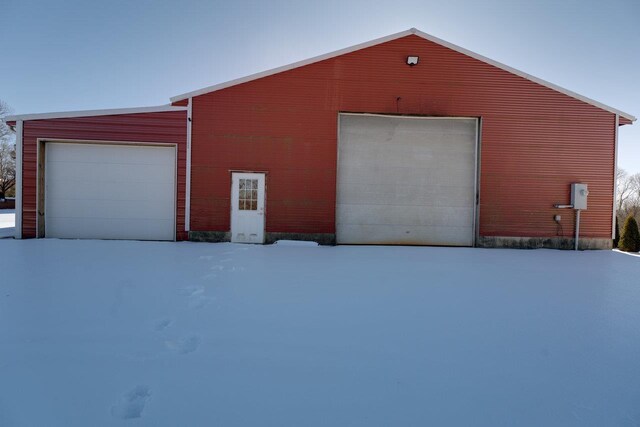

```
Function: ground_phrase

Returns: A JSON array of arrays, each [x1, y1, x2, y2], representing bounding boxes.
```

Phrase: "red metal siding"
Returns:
[[190, 34, 617, 240], [21, 111, 187, 240]]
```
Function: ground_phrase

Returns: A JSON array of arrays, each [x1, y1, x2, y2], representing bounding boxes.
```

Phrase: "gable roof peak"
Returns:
[[170, 29, 635, 122]]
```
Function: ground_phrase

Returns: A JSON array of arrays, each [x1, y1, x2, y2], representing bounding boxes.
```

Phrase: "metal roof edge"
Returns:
[[410, 29, 636, 122], [169, 29, 416, 102], [170, 27, 635, 122], [6, 104, 188, 122]]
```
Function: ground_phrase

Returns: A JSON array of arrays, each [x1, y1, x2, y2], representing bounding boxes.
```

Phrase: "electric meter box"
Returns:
[[571, 183, 588, 210]]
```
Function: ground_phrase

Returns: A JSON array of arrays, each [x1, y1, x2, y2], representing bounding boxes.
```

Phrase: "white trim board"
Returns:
[[185, 98, 192, 232], [7, 105, 187, 122], [613, 114, 619, 240], [14, 120, 23, 239], [340, 113, 477, 120], [170, 28, 635, 123]]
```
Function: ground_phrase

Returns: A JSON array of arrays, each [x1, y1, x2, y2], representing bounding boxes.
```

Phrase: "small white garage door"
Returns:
[[337, 114, 477, 246], [45, 142, 176, 241]]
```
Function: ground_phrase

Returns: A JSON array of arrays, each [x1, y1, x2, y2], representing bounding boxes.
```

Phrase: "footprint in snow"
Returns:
[[154, 318, 173, 332], [210, 265, 225, 271], [220, 258, 232, 263], [188, 295, 215, 310], [111, 385, 151, 419], [180, 285, 205, 297], [179, 284, 214, 309], [198, 255, 215, 260], [109, 280, 134, 315], [165, 335, 201, 354]]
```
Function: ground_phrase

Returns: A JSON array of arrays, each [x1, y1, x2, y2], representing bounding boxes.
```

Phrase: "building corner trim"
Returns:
[[185, 98, 192, 232], [15, 120, 23, 239], [612, 114, 619, 240]]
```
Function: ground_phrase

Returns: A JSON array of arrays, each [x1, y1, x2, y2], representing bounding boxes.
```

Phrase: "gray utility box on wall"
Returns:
[[571, 183, 588, 210]]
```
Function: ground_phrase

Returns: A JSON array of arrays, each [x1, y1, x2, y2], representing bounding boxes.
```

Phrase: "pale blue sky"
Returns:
[[1, 0, 638, 172]]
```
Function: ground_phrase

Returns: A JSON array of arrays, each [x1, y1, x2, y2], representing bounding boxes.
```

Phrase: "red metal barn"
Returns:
[[7, 29, 635, 248]]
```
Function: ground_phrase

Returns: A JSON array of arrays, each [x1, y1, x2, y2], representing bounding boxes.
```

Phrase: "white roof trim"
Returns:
[[6, 104, 187, 122], [410, 29, 636, 122], [170, 29, 416, 103], [170, 28, 635, 122]]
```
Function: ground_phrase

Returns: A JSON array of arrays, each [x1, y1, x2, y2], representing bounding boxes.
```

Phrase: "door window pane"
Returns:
[[238, 178, 259, 211]]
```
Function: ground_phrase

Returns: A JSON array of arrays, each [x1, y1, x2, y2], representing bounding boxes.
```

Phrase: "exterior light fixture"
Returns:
[[407, 56, 419, 66]]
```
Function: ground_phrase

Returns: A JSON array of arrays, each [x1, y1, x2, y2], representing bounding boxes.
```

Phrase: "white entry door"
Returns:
[[231, 172, 266, 243]]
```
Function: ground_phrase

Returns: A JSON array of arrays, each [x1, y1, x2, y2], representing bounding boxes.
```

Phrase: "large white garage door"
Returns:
[[337, 114, 477, 246], [45, 142, 176, 241]]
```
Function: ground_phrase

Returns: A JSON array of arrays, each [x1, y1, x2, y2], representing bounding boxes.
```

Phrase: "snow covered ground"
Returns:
[[1, 240, 639, 426], [0, 209, 15, 238]]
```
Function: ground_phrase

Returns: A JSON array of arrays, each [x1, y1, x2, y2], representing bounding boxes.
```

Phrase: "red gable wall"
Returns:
[[189, 34, 616, 240]]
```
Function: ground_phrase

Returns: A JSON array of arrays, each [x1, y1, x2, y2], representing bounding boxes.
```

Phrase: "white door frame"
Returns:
[[230, 171, 266, 244]]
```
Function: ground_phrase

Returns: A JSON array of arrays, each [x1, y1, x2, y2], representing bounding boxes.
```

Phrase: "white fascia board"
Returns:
[[170, 28, 636, 123], [6, 105, 188, 122], [15, 120, 23, 239]]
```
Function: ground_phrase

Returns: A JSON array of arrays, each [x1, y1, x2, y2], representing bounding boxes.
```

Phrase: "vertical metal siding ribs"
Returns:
[[21, 111, 188, 240], [190, 35, 616, 239]]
